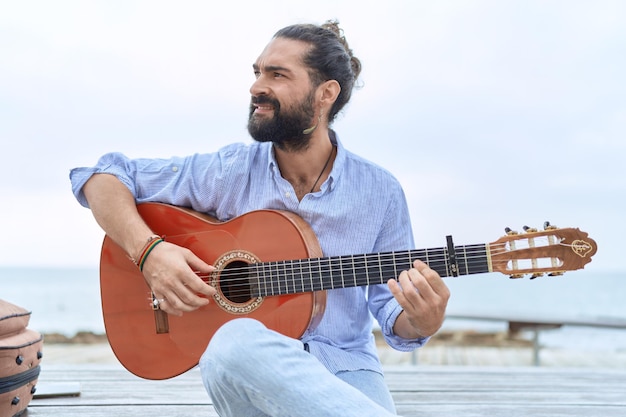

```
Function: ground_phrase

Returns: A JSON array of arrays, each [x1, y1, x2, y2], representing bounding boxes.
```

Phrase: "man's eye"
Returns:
[[253, 71, 261, 78], [274, 72, 284, 78]]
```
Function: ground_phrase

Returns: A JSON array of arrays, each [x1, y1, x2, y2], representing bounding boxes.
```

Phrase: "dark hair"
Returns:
[[273, 20, 362, 123]]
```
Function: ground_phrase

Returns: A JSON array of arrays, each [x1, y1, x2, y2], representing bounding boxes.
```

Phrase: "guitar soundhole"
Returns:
[[220, 260, 252, 304]]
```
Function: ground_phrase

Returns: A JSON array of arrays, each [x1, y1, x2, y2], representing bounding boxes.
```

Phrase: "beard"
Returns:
[[247, 90, 316, 152]]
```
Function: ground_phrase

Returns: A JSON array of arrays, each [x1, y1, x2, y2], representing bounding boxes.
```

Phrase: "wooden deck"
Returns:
[[27, 364, 626, 417]]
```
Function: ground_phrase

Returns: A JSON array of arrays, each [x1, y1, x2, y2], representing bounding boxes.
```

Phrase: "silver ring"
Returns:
[[152, 297, 165, 309]]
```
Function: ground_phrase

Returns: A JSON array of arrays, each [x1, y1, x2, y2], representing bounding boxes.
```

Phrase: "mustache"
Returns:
[[250, 95, 280, 108]]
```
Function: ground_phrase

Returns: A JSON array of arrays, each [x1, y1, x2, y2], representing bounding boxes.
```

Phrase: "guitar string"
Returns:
[[137, 237, 565, 298], [196, 255, 563, 299], [198, 259, 557, 299], [191, 246, 566, 296], [203, 238, 566, 282], [206, 236, 565, 279], [203, 258, 542, 284]]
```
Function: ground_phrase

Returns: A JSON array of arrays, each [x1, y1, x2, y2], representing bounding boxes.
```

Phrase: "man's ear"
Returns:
[[318, 80, 341, 108]]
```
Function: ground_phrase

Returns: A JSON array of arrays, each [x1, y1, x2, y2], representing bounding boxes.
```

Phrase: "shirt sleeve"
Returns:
[[70, 152, 141, 207], [69, 148, 240, 211], [367, 181, 430, 351]]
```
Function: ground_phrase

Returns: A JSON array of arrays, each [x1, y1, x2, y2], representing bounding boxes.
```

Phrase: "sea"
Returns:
[[2, 267, 625, 352]]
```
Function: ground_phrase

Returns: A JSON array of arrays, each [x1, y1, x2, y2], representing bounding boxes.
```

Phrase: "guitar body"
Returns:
[[100, 203, 325, 380]]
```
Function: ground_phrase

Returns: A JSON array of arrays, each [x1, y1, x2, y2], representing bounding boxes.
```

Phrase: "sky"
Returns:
[[1, 0, 624, 274]]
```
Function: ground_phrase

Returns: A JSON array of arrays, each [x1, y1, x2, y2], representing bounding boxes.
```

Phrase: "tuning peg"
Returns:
[[548, 271, 565, 277], [509, 274, 524, 279], [523, 225, 538, 233], [530, 273, 544, 280], [505, 227, 518, 235], [544, 221, 557, 230]]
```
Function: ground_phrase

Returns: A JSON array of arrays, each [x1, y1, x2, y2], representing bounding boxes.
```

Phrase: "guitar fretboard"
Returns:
[[249, 244, 490, 297]]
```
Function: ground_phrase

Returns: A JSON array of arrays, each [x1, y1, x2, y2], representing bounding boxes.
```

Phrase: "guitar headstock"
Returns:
[[488, 222, 597, 279]]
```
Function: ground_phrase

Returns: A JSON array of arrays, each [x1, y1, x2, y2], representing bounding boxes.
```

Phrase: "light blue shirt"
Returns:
[[70, 132, 427, 375]]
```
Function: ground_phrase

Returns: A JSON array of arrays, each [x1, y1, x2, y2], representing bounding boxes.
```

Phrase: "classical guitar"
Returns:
[[99, 203, 597, 380]]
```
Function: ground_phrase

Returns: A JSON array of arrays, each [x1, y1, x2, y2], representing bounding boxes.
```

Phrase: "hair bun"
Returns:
[[321, 20, 362, 81]]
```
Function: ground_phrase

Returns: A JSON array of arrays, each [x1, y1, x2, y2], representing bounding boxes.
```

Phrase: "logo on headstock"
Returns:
[[571, 240, 594, 258]]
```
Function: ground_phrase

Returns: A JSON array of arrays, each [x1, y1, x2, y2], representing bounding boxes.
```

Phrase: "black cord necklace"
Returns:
[[309, 145, 335, 193]]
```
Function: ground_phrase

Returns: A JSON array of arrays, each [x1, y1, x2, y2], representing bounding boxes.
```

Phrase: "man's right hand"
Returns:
[[140, 241, 217, 316]]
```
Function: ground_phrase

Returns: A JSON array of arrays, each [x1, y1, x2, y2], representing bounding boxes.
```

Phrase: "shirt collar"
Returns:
[[265, 130, 346, 193]]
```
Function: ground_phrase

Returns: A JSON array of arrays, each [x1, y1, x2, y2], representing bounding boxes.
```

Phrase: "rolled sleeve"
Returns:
[[70, 153, 140, 207], [379, 299, 429, 351]]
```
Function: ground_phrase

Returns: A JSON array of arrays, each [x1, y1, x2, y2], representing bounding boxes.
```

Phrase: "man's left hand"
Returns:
[[388, 259, 450, 339]]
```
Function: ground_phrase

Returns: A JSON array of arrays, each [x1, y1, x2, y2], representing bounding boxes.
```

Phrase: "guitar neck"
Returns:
[[252, 243, 490, 297]]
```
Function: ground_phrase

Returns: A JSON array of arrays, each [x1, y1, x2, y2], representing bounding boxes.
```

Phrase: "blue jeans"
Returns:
[[199, 318, 398, 417]]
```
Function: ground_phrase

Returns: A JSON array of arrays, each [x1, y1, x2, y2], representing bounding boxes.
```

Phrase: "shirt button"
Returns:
[[285, 192, 291, 198], [172, 166, 179, 172]]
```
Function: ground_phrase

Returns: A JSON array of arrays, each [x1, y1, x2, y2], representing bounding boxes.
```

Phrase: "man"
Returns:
[[70, 20, 449, 416]]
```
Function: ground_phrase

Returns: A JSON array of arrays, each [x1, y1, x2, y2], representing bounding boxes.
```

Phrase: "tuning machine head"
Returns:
[[544, 221, 558, 230]]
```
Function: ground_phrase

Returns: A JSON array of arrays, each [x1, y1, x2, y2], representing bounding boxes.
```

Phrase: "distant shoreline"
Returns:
[[43, 329, 534, 348]]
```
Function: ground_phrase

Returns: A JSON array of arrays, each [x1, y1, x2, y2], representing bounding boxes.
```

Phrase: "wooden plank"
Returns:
[[389, 367, 626, 416], [26, 405, 218, 417], [35, 367, 210, 406], [396, 404, 626, 417], [29, 365, 626, 417]]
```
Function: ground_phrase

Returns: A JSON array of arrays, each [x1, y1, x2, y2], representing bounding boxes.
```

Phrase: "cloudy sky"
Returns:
[[1, 0, 624, 274]]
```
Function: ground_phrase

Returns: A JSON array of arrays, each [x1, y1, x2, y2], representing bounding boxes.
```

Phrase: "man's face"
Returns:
[[247, 38, 318, 151]]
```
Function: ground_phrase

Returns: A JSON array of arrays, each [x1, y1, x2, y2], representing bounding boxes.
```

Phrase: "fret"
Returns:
[[317, 258, 324, 290], [465, 244, 490, 275], [327, 256, 340, 289], [289, 259, 296, 294], [459, 245, 468, 276], [351, 255, 357, 288], [297, 258, 305, 293], [252, 263, 261, 297], [262, 262, 268, 296], [302, 259, 313, 291], [339, 256, 345, 288], [264, 263, 271, 296], [267, 262, 276, 295], [426, 249, 448, 277], [309, 258, 320, 291], [460, 245, 470, 275], [263, 263, 271, 296], [364, 254, 370, 284], [403, 251, 412, 270], [317, 260, 324, 290], [392, 252, 398, 281], [365, 253, 381, 285], [282, 260, 291, 295], [354, 254, 368, 287], [443, 246, 450, 277], [274, 261, 281, 295], [276, 261, 287, 294], [319, 258, 333, 290], [379, 253, 397, 282], [287, 260, 294, 294], [326, 258, 333, 290]]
